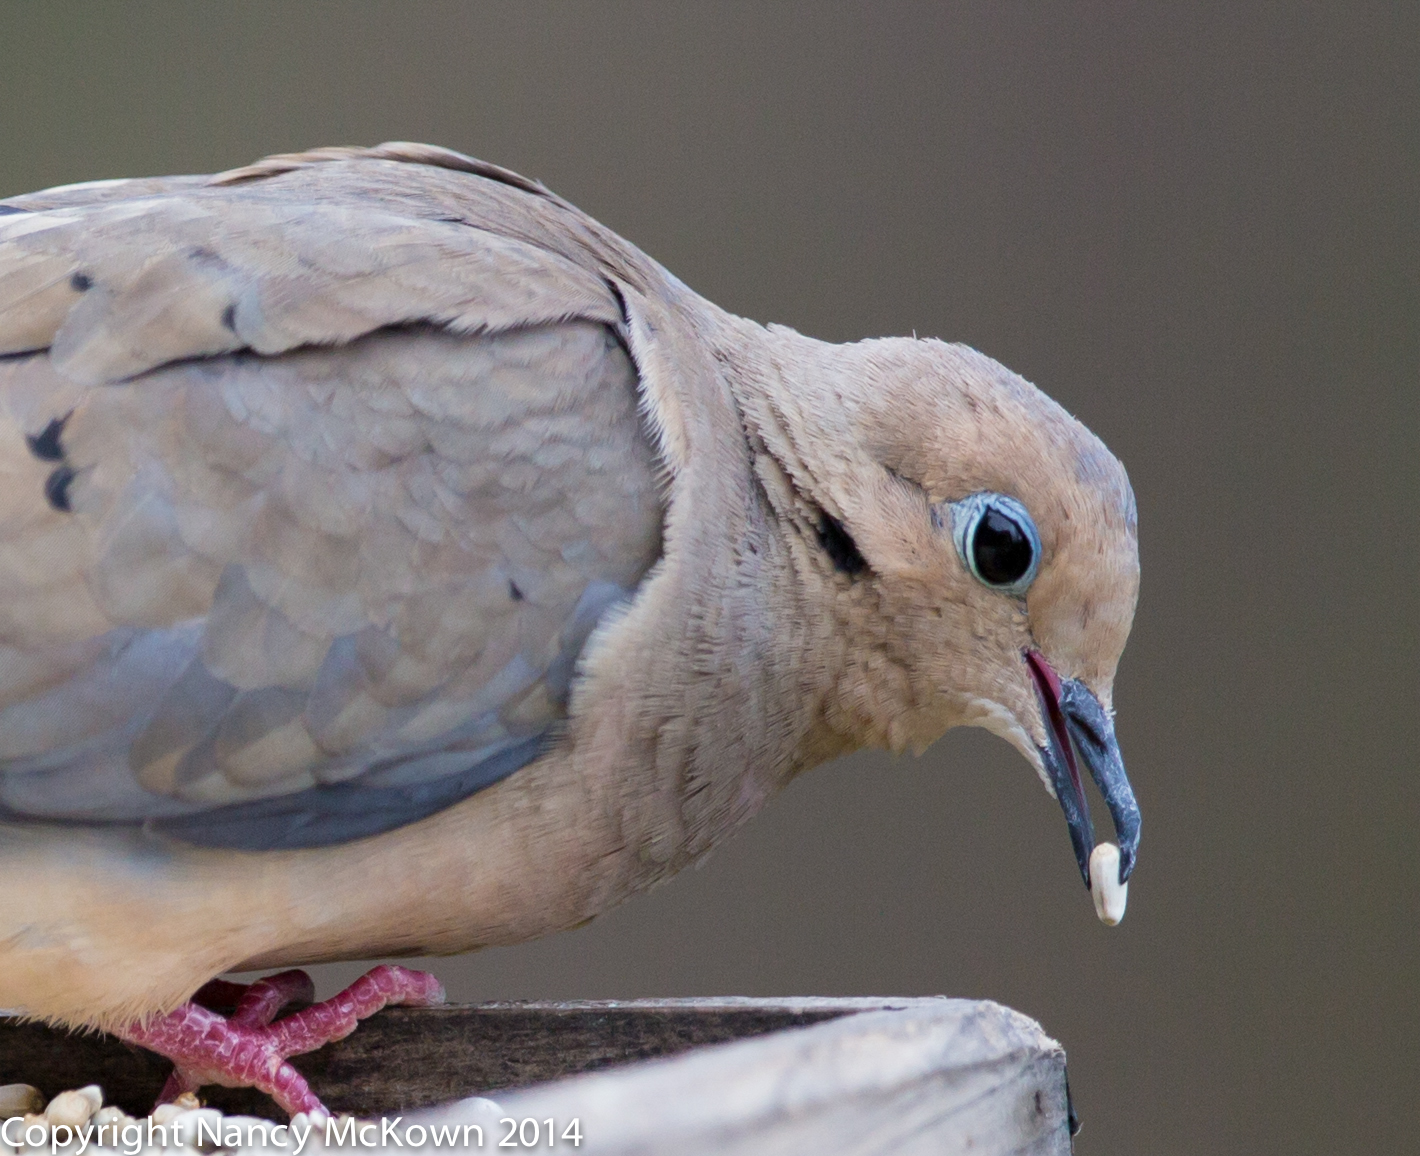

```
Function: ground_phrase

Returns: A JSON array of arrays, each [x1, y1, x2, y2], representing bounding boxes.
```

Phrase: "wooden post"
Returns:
[[0, 997, 1074, 1154]]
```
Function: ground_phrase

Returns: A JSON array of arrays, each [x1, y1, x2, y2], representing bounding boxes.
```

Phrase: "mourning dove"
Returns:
[[0, 143, 1140, 1115]]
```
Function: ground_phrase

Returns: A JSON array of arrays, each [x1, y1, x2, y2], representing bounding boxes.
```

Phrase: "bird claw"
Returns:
[[124, 965, 446, 1118]]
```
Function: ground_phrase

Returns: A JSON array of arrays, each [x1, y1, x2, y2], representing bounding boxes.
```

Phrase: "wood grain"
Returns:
[[0, 999, 858, 1119]]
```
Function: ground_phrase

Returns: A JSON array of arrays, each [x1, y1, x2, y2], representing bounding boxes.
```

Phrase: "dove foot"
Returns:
[[120, 964, 446, 1118]]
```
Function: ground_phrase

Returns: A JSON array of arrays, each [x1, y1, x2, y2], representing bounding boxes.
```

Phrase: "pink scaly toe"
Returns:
[[123, 965, 446, 1118], [154, 969, 318, 1105]]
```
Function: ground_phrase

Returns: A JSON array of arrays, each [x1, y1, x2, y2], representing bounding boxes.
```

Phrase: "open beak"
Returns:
[[1024, 650, 1141, 889]]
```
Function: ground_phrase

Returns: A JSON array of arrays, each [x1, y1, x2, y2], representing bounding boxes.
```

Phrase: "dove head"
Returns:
[[758, 330, 1140, 894]]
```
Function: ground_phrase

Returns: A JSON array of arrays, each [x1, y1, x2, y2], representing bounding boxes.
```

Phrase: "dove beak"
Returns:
[[1024, 650, 1141, 889]]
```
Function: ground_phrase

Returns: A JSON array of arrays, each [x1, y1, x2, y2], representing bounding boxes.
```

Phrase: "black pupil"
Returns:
[[972, 508, 1033, 585]]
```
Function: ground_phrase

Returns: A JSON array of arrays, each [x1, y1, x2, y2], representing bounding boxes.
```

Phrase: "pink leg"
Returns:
[[231, 970, 318, 1028], [190, 978, 250, 1012], [126, 965, 445, 1118], [156, 970, 319, 1103]]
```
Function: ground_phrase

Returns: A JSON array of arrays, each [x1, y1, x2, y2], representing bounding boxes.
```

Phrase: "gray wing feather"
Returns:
[[0, 163, 664, 848], [155, 734, 550, 850]]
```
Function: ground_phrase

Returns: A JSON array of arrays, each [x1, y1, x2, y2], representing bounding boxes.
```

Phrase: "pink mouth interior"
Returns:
[[1024, 650, 1087, 813]]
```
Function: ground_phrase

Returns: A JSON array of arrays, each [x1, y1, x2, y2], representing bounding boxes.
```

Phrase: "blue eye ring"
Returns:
[[945, 492, 1042, 596]]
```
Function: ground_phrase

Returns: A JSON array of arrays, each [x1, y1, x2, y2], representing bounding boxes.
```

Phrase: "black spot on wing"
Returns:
[[44, 465, 76, 512], [69, 272, 93, 292], [816, 513, 867, 576], [25, 415, 69, 462], [509, 580, 524, 601]]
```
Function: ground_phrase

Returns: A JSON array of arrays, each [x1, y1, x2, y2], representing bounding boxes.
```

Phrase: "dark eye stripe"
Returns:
[[816, 513, 867, 576]]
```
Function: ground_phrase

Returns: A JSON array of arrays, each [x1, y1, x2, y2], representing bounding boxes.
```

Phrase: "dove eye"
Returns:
[[946, 492, 1041, 595]]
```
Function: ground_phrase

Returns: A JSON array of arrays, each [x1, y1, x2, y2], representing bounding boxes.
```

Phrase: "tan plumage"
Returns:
[[0, 144, 1139, 1032]]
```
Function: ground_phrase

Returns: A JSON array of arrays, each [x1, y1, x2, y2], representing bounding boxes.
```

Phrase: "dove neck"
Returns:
[[704, 318, 918, 765], [578, 294, 905, 886]]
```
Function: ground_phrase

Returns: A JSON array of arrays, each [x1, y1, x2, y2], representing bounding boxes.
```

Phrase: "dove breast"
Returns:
[[0, 173, 664, 849]]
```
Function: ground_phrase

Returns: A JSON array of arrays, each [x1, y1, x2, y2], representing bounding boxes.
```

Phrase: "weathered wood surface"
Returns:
[[423, 999, 1073, 1155], [0, 999, 853, 1118], [0, 998, 1074, 1154]]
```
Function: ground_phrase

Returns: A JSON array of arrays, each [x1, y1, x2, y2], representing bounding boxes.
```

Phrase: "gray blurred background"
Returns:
[[2, 4, 1414, 1153]]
